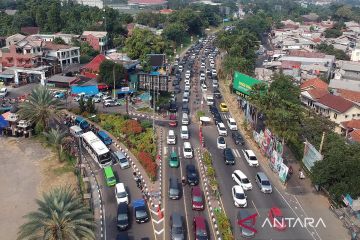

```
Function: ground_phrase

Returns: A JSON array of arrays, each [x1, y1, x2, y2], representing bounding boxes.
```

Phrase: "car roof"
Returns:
[[233, 185, 244, 193], [228, 118, 236, 122], [181, 125, 188, 130], [234, 170, 247, 178], [115, 183, 125, 192], [184, 141, 191, 148], [172, 213, 182, 226], [192, 186, 202, 195], [117, 202, 128, 213], [257, 172, 268, 180], [270, 207, 282, 216], [98, 130, 109, 138], [194, 216, 206, 229], [132, 199, 146, 208], [114, 151, 126, 159], [170, 151, 177, 157], [218, 122, 225, 127], [245, 150, 256, 156], [168, 130, 175, 134], [169, 114, 177, 120]]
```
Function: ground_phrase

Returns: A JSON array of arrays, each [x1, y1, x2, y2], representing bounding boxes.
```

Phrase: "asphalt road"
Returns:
[[85, 144, 154, 240], [162, 50, 213, 240]]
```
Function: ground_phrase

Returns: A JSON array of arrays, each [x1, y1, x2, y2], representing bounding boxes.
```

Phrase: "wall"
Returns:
[[351, 49, 360, 62], [328, 106, 360, 126]]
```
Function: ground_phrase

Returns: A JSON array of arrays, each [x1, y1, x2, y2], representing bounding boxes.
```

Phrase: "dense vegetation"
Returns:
[[316, 43, 349, 60]]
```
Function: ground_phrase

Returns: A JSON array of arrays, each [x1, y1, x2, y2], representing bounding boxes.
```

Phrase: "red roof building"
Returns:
[[300, 78, 328, 91], [81, 54, 106, 79], [307, 88, 329, 100], [349, 129, 360, 143], [317, 94, 354, 113], [336, 89, 360, 104]]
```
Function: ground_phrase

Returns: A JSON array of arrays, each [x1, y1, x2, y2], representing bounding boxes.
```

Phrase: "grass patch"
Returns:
[[53, 163, 74, 176]]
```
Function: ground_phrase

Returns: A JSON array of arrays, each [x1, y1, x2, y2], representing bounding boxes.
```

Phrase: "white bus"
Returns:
[[81, 131, 112, 168]]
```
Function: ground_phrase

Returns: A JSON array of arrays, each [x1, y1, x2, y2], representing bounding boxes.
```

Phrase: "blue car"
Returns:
[[75, 116, 90, 130], [133, 199, 149, 223], [97, 130, 112, 145]]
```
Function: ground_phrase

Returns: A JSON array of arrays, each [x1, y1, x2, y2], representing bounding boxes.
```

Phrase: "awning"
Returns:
[[0, 115, 9, 128]]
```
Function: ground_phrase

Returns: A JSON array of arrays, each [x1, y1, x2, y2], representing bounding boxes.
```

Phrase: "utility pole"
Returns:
[[113, 66, 116, 99], [319, 132, 325, 154]]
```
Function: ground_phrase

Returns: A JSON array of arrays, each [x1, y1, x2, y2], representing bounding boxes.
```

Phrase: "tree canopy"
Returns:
[[316, 43, 349, 60], [98, 60, 126, 87]]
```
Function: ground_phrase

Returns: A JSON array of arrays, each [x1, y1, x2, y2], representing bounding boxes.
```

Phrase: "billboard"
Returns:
[[233, 71, 262, 96], [302, 141, 323, 171]]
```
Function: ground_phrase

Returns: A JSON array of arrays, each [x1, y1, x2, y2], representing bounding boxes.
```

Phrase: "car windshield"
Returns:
[[171, 157, 178, 162], [184, 148, 191, 152], [250, 156, 257, 160], [219, 126, 226, 131], [117, 213, 128, 221], [172, 226, 183, 234], [135, 207, 147, 218], [236, 193, 245, 199], [117, 191, 127, 198], [262, 180, 270, 186], [120, 158, 128, 163], [196, 229, 207, 237], [170, 188, 179, 195], [242, 178, 250, 184], [193, 195, 202, 202], [218, 138, 225, 144]]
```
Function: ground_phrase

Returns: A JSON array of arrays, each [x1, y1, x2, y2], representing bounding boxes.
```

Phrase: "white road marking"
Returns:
[[251, 200, 260, 217], [154, 229, 164, 235], [163, 146, 167, 155], [152, 218, 164, 224], [232, 149, 240, 158]]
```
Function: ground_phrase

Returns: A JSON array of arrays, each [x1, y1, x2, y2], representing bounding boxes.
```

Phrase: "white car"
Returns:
[[217, 136, 226, 149], [212, 69, 217, 77], [92, 96, 101, 103], [232, 170, 252, 190], [210, 61, 215, 68], [102, 95, 111, 102], [227, 118, 238, 131], [115, 183, 129, 204], [104, 99, 120, 107], [243, 150, 259, 167], [178, 65, 183, 72], [182, 95, 189, 103], [201, 84, 207, 92], [185, 70, 191, 79], [185, 83, 190, 91], [217, 122, 227, 136], [0, 87, 8, 98], [232, 185, 247, 207]]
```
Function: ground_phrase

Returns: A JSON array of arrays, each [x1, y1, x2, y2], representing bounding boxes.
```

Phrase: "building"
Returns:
[[334, 89, 360, 106], [329, 60, 360, 92], [300, 77, 328, 91], [76, 0, 104, 8], [138, 70, 169, 92], [31, 33, 79, 45], [46, 75, 79, 88], [43, 42, 80, 70], [5, 34, 26, 47], [80, 54, 106, 79], [81, 31, 108, 52], [351, 47, 360, 62], [127, 0, 167, 7]]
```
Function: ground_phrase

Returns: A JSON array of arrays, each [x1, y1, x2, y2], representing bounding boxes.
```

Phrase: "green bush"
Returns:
[[215, 211, 234, 240], [140, 120, 152, 129]]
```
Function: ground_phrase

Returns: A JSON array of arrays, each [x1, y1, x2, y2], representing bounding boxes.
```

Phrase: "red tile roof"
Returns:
[[289, 50, 325, 58], [307, 88, 329, 99], [44, 42, 72, 50], [159, 9, 174, 14], [312, 37, 322, 43], [336, 89, 360, 104], [341, 119, 360, 130], [349, 129, 360, 143], [300, 78, 328, 91], [82, 54, 106, 75], [317, 94, 355, 113], [20, 27, 40, 35]]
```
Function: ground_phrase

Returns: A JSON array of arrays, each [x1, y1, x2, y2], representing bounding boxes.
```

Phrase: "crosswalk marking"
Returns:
[[232, 149, 241, 158]]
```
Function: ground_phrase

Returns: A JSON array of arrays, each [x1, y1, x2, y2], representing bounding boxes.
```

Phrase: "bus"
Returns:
[[81, 131, 112, 167]]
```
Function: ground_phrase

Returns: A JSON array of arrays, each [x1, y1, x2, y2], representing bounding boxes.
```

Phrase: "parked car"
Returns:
[[168, 151, 180, 168], [223, 148, 235, 165], [191, 186, 204, 211], [232, 185, 247, 207], [193, 216, 208, 240], [117, 202, 130, 230], [54, 92, 65, 99], [133, 199, 149, 223], [186, 164, 199, 186], [170, 213, 185, 240], [0, 87, 8, 98], [269, 207, 287, 231], [217, 136, 226, 149], [104, 99, 120, 107], [243, 150, 259, 167], [232, 131, 245, 145], [213, 89, 222, 99], [232, 170, 252, 190]]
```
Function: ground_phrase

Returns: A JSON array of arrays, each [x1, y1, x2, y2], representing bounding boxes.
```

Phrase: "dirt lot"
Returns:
[[0, 137, 77, 240]]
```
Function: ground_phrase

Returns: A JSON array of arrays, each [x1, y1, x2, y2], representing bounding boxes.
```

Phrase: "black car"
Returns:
[[169, 177, 181, 200], [174, 86, 181, 94], [186, 164, 199, 186], [209, 105, 217, 114], [172, 80, 180, 86], [223, 148, 235, 165], [232, 131, 245, 145], [213, 89, 222, 99], [116, 233, 130, 240], [169, 101, 178, 112], [214, 115, 222, 124], [182, 103, 190, 114], [117, 202, 130, 230]]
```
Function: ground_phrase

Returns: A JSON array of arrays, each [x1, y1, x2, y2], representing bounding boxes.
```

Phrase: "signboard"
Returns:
[[232, 71, 262, 96], [302, 141, 323, 171], [121, 87, 130, 92], [279, 163, 289, 183]]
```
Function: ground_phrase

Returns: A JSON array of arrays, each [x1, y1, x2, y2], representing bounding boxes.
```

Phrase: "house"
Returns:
[[329, 60, 360, 92], [31, 33, 79, 44], [333, 89, 360, 106], [80, 54, 106, 79], [46, 75, 79, 88], [351, 46, 360, 62], [300, 77, 328, 91], [313, 93, 360, 132], [5, 34, 26, 47], [349, 129, 360, 143], [340, 119, 360, 137], [138, 70, 169, 92], [81, 31, 108, 52], [42, 42, 80, 70], [20, 27, 40, 36], [300, 77, 329, 106]]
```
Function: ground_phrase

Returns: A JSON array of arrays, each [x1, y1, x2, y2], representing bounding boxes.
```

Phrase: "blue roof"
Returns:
[[0, 115, 9, 128], [132, 199, 146, 208]]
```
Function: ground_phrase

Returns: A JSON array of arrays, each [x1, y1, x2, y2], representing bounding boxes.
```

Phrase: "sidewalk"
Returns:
[[218, 71, 349, 240]]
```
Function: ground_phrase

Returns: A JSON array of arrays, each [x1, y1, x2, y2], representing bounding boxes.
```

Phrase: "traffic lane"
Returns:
[[100, 147, 154, 240], [203, 127, 313, 240]]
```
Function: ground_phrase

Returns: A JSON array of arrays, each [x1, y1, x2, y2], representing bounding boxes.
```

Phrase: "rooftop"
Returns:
[[329, 79, 360, 92], [47, 75, 78, 83], [307, 88, 329, 99], [349, 129, 360, 143], [128, 0, 167, 5], [341, 119, 360, 130], [336, 89, 360, 104], [43, 42, 74, 51], [300, 77, 329, 91], [289, 50, 325, 58], [336, 61, 360, 72], [317, 94, 355, 113], [82, 31, 108, 38]]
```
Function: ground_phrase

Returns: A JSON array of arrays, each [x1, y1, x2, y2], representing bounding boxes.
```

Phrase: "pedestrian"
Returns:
[[182, 176, 186, 186]]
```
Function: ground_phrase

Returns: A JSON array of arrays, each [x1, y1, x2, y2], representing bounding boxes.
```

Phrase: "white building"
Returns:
[[31, 33, 79, 45], [43, 42, 80, 70], [76, 0, 103, 8]]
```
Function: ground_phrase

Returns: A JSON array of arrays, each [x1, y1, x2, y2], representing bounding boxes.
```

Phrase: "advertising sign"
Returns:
[[279, 163, 289, 183], [302, 141, 323, 171]]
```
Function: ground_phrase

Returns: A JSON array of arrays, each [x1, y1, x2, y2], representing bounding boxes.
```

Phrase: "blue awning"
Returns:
[[0, 115, 9, 128], [116, 89, 135, 95]]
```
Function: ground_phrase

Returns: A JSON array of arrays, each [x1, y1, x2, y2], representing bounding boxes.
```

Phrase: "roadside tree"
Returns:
[[43, 126, 67, 162]]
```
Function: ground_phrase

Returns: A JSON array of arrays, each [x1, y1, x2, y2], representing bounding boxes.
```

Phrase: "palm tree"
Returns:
[[18, 86, 63, 130], [43, 126, 67, 162], [17, 187, 95, 240]]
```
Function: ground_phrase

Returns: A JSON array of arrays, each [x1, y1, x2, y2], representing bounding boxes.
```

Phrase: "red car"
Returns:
[[191, 186, 204, 211], [169, 114, 178, 127], [193, 216, 208, 240], [268, 207, 287, 231]]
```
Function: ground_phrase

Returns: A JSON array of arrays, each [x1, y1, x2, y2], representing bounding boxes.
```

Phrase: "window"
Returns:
[[345, 115, 348, 118], [334, 113, 337, 119], [353, 114, 356, 117]]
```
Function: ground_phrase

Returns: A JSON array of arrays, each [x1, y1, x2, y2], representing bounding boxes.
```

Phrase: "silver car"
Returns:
[[112, 151, 130, 169], [170, 213, 184, 240]]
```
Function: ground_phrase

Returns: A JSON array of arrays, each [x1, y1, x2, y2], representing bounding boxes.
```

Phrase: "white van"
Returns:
[[182, 113, 189, 125], [167, 130, 176, 145], [115, 183, 129, 204], [183, 142, 193, 159], [69, 125, 83, 137], [180, 125, 189, 139]]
